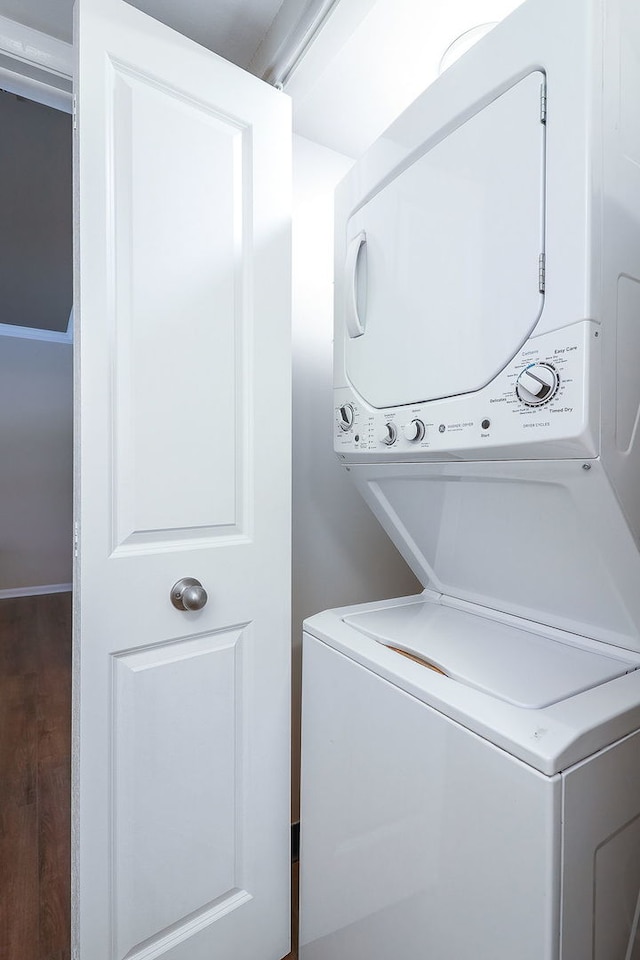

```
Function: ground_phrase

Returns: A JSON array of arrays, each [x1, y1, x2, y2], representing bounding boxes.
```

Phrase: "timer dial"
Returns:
[[516, 363, 559, 406], [380, 422, 397, 445], [403, 419, 426, 442], [338, 403, 355, 431]]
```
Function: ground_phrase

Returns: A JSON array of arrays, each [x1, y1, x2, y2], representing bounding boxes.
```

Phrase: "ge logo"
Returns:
[[438, 424, 446, 433]]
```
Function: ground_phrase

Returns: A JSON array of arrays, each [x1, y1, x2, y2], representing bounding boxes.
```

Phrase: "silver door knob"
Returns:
[[171, 577, 208, 611]]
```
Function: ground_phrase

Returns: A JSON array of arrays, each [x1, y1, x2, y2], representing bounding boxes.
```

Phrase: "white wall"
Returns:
[[291, 134, 421, 815], [0, 335, 73, 594]]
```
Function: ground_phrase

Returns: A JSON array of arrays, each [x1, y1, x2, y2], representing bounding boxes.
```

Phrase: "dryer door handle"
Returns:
[[345, 231, 367, 338]]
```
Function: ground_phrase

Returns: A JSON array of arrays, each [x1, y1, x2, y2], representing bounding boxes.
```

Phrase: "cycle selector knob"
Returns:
[[403, 419, 425, 442], [380, 422, 397, 445], [338, 403, 355, 431], [516, 363, 559, 406]]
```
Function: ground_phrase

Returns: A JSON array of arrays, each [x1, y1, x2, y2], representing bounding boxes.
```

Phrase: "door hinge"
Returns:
[[74, 521, 79, 558], [540, 84, 547, 124], [539, 253, 546, 293], [72, 94, 77, 130]]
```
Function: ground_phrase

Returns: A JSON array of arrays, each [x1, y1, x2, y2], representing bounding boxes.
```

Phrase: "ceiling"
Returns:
[[0, 0, 288, 69], [127, 0, 286, 68]]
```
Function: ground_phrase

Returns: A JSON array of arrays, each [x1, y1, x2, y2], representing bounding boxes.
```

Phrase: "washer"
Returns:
[[300, 0, 640, 957], [301, 596, 640, 959]]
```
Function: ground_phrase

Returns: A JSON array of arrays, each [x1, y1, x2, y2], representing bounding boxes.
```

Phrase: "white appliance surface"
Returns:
[[333, 0, 604, 463], [305, 596, 640, 776], [299, 631, 561, 960], [346, 458, 640, 653], [344, 70, 545, 410], [299, 625, 640, 960], [334, 320, 597, 463], [343, 600, 635, 709]]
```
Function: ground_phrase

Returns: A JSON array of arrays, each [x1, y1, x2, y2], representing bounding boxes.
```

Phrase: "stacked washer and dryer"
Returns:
[[299, 0, 640, 957]]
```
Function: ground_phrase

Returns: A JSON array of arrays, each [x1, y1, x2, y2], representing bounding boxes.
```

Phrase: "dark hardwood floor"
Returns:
[[0, 592, 71, 960]]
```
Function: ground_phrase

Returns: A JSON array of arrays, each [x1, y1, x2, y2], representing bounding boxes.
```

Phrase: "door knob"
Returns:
[[171, 577, 208, 611]]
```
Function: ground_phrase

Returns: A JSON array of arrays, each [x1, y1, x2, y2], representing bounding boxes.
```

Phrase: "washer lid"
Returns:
[[344, 70, 545, 409], [343, 601, 635, 709]]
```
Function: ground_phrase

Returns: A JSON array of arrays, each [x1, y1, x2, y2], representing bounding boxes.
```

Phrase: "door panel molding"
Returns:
[[112, 627, 249, 958], [105, 57, 253, 552]]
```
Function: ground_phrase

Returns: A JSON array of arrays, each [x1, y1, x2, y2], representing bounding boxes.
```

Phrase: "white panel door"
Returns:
[[73, 2, 291, 959]]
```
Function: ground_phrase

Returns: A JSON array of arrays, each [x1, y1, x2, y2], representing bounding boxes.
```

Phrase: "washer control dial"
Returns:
[[338, 403, 355, 431], [516, 363, 559, 406], [380, 422, 397, 445], [403, 419, 426, 442]]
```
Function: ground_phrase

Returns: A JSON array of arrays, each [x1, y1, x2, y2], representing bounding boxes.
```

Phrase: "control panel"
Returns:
[[335, 322, 598, 461]]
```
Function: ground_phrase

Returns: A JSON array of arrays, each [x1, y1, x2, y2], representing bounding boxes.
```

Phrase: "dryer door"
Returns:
[[344, 71, 546, 409]]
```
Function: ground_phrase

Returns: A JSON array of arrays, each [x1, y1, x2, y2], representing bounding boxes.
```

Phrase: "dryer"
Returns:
[[299, 0, 640, 957]]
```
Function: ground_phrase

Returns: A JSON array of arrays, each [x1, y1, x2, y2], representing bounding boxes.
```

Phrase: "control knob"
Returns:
[[403, 419, 425, 442], [380, 422, 397, 445], [338, 403, 355, 431], [516, 363, 559, 406]]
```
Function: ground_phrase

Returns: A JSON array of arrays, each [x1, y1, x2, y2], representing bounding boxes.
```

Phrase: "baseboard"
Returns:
[[0, 583, 72, 600]]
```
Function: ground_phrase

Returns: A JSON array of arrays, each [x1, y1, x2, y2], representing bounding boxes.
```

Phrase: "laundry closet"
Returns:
[[4, 0, 636, 959]]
